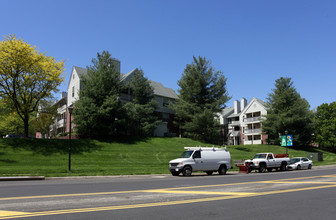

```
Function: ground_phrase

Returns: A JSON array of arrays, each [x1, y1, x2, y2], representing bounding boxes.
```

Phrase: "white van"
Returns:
[[169, 146, 232, 176]]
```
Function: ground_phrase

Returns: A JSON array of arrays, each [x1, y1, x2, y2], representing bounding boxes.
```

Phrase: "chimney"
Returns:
[[61, 92, 67, 99], [234, 100, 240, 114], [112, 58, 121, 73], [241, 98, 247, 110]]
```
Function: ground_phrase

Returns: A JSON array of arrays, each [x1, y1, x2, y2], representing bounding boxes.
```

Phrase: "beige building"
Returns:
[[65, 61, 178, 137], [220, 97, 268, 145]]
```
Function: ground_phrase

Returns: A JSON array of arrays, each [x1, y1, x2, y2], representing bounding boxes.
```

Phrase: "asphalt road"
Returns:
[[1, 166, 336, 220]]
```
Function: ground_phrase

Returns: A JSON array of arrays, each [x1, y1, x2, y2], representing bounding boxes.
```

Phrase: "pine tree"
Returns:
[[73, 51, 123, 138], [123, 69, 159, 136], [314, 102, 336, 147], [263, 77, 313, 146], [171, 56, 230, 143]]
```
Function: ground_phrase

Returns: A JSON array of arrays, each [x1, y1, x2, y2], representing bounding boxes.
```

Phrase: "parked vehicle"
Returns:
[[244, 153, 290, 173], [287, 157, 313, 170], [3, 134, 23, 138], [169, 146, 232, 176]]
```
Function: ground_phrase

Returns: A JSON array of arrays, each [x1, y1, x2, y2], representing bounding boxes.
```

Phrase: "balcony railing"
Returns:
[[57, 105, 67, 114], [228, 121, 240, 126], [57, 119, 66, 128], [244, 116, 261, 122], [244, 128, 261, 134]]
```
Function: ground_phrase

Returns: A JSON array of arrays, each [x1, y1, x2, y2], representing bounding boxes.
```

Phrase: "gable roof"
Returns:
[[227, 112, 241, 118], [240, 97, 267, 115], [255, 98, 267, 107], [224, 97, 267, 118], [221, 107, 234, 117], [120, 69, 137, 84], [73, 66, 87, 78], [68, 66, 178, 100], [150, 81, 178, 99]]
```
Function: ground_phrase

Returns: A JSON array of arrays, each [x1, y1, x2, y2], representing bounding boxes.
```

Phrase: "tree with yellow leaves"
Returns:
[[0, 35, 64, 137]]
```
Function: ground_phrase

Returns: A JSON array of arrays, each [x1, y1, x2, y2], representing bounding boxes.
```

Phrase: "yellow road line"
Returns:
[[0, 211, 31, 218], [261, 181, 336, 184], [1, 174, 336, 219], [145, 189, 258, 196], [269, 174, 336, 182], [0, 194, 249, 219], [258, 184, 336, 195], [1, 174, 336, 201], [0, 174, 336, 201], [1, 183, 336, 219]]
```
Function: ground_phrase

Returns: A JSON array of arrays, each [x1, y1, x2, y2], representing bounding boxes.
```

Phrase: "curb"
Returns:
[[1, 165, 335, 181], [0, 176, 45, 181]]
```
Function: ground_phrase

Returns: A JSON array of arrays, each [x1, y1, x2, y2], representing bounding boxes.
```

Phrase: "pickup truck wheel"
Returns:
[[280, 163, 287, 171], [259, 164, 266, 173], [218, 165, 227, 175], [206, 171, 213, 175], [171, 171, 180, 176], [182, 166, 192, 176]]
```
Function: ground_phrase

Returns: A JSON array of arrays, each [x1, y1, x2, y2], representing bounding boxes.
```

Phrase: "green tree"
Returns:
[[123, 69, 159, 136], [314, 102, 336, 147], [31, 99, 58, 138], [73, 51, 123, 138], [263, 77, 314, 146], [171, 56, 230, 143], [0, 35, 64, 137], [0, 99, 24, 136]]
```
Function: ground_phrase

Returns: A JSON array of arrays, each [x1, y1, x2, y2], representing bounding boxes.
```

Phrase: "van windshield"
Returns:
[[179, 151, 193, 158]]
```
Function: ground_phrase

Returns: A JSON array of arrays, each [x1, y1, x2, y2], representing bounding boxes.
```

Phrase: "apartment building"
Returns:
[[66, 60, 178, 137], [220, 97, 268, 145], [35, 92, 67, 138]]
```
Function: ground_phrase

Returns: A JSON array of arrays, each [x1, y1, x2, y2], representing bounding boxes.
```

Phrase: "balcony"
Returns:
[[244, 116, 261, 123], [229, 131, 240, 137], [57, 119, 66, 128], [228, 121, 240, 126], [244, 128, 261, 134], [57, 105, 67, 114]]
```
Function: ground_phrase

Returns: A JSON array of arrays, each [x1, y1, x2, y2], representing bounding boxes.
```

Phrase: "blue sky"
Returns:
[[1, 0, 335, 109]]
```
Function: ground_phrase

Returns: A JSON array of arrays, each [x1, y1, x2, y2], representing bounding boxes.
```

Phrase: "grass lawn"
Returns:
[[0, 137, 335, 177]]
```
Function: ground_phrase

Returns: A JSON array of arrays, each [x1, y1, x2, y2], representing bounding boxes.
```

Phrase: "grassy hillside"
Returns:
[[0, 137, 335, 177]]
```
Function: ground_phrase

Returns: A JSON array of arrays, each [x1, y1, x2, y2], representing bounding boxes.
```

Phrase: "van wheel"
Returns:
[[218, 165, 227, 175], [182, 166, 192, 176], [206, 171, 213, 175]]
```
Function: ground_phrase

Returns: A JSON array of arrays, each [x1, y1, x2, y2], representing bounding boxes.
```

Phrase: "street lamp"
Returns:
[[68, 106, 74, 172], [285, 130, 288, 155]]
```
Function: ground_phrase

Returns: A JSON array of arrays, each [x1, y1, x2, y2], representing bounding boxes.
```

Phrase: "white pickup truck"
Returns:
[[244, 153, 290, 173]]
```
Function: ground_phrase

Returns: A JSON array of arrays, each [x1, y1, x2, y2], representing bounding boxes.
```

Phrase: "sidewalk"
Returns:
[[1, 164, 335, 181], [0, 176, 45, 181]]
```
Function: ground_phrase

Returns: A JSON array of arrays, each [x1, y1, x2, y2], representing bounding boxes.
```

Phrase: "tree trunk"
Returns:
[[24, 115, 29, 138]]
